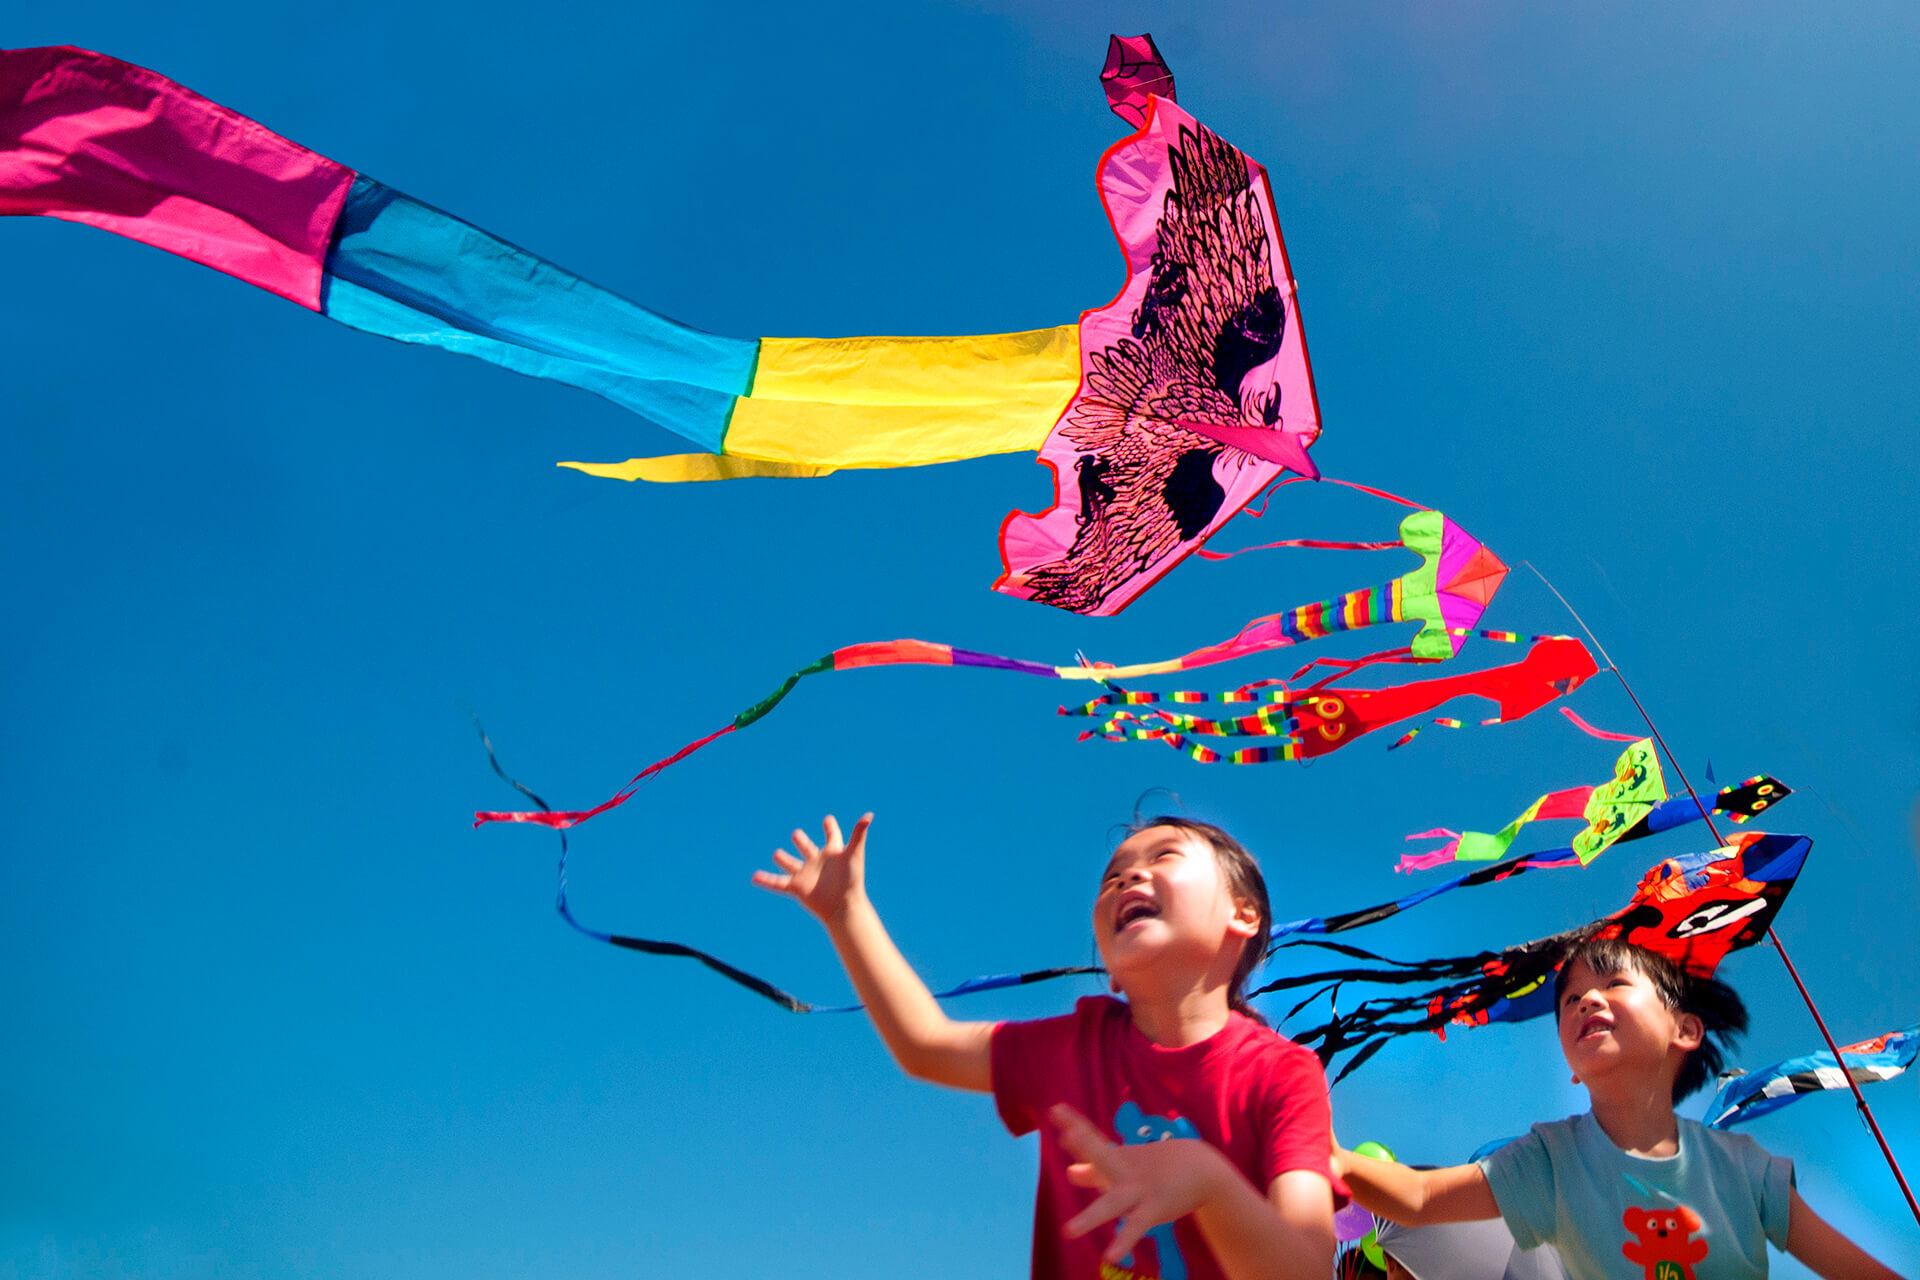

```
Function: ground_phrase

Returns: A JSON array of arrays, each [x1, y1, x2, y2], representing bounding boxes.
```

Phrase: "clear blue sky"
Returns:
[[4, 2, 1916, 1275]]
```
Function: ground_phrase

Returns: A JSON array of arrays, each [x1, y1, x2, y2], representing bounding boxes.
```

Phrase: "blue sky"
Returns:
[[4, 2, 1916, 1275]]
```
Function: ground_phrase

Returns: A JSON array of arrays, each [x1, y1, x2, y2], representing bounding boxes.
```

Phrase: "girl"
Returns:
[[754, 812, 1337, 1280]]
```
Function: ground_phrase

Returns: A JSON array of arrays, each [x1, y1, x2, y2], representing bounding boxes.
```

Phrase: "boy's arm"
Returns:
[[1332, 1146, 1500, 1225], [754, 815, 993, 1092], [1784, 1187, 1904, 1279], [1054, 1106, 1334, 1280]]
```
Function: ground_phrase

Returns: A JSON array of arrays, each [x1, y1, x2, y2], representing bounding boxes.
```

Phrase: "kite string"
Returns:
[[1236, 474, 1427, 521], [1205, 474, 1427, 555], [1195, 537, 1401, 561], [1520, 561, 1920, 1226]]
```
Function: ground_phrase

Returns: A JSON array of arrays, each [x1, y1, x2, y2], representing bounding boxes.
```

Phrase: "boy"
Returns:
[[1332, 935, 1900, 1279]]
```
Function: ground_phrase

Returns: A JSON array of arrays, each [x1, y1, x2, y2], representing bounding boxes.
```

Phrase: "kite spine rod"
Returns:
[[1522, 562, 1920, 1227]]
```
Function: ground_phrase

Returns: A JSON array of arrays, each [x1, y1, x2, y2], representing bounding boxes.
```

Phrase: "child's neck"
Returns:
[[1125, 983, 1234, 1049], [1585, 1076, 1683, 1157]]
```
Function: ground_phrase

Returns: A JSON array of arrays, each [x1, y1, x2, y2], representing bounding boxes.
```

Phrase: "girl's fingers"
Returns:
[[771, 849, 805, 874], [1050, 1104, 1119, 1173], [750, 870, 793, 894], [1064, 1160, 1108, 1191], [787, 814, 871, 860], [1103, 1209, 1153, 1267], [1062, 1186, 1135, 1239]]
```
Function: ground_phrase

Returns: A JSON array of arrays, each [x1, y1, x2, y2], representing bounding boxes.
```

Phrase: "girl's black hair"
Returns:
[[1553, 934, 1749, 1102], [1127, 815, 1272, 1026]]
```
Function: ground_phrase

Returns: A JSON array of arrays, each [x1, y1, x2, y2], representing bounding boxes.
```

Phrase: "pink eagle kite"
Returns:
[[995, 34, 1323, 614]]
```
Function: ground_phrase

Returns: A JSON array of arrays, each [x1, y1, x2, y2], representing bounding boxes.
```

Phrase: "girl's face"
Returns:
[[1556, 958, 1702, 1086], [1093, 825, 1259, 990]]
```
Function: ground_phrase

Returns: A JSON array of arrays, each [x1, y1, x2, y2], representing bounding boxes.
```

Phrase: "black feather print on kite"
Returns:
[[997, 96, 1322, 616]]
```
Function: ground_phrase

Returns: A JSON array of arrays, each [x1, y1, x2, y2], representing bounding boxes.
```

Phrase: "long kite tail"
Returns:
[[473, 570, 1507, 834], [475, 718, 1102, 1011], [474, 717, 824, 1014], [1, 47, 750, 435], [0, 45, 1080, 479], [0, 46, 356, 307], [475, 745, 1778, 1015]]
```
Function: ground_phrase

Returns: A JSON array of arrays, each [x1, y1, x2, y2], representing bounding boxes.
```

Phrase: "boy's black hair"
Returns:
[[1553, 933, 1749, 1103]]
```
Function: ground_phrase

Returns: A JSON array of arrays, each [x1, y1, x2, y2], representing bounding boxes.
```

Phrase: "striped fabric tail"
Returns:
[[1279, 580, 1403, 645]]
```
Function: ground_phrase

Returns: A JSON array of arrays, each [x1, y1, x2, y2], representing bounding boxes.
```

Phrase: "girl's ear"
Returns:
[[1226, 895, 1262, 941], [1674, 1010, 1706, 1053]]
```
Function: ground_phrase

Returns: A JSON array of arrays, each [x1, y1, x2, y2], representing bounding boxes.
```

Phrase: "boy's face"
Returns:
[[1556, 957, 1703, 1088]]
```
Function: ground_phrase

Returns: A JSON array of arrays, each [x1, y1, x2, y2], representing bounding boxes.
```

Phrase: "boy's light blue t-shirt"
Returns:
[[1479, 1113, 1793, 1279]]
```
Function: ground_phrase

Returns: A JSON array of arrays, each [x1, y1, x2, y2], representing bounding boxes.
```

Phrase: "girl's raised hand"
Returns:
[[752, 813, 872, 925]]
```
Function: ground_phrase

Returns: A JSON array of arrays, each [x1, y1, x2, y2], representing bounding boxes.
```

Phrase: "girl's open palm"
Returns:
[[752, 813, 872, 924], [1051, 1103, 1229, 1264]]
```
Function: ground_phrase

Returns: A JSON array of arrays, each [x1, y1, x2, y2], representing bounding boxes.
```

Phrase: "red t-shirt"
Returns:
[[992, 996, 1337, 1280]]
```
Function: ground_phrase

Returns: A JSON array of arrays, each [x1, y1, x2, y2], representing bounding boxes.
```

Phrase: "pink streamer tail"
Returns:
[[1397, 827, 1462, 871], [474, 724, 736, 830], [1559, 707, 1641, 741]]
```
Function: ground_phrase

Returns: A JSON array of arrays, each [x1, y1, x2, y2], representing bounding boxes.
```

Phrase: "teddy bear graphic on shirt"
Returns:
[[1102, 1101, 1198, 1280], [1620, 1205, 1709, 1280]]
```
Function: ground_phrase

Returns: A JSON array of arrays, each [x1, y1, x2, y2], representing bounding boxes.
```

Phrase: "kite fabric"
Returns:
[[1100, 33, 1174, 128], [1266, 832, 1813, 1080], [1171, 507, 1508, 663], [1705, 1026, 1919, 1130], [1395, 738, 1667, 872], [1272, 775, 1793, 940], [2, 36, 1325, 616], [992, 73, 1323, 613], [1067, 634, 1597, 765], [1557, 708, 1644, 742], [0, 44, 1060, 470], [473, 561, 1529, 833]]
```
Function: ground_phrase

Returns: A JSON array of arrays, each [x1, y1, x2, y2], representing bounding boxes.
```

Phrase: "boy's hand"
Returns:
[[1050, 1103, 1232, 1264], [752, 813, 872, 926]]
